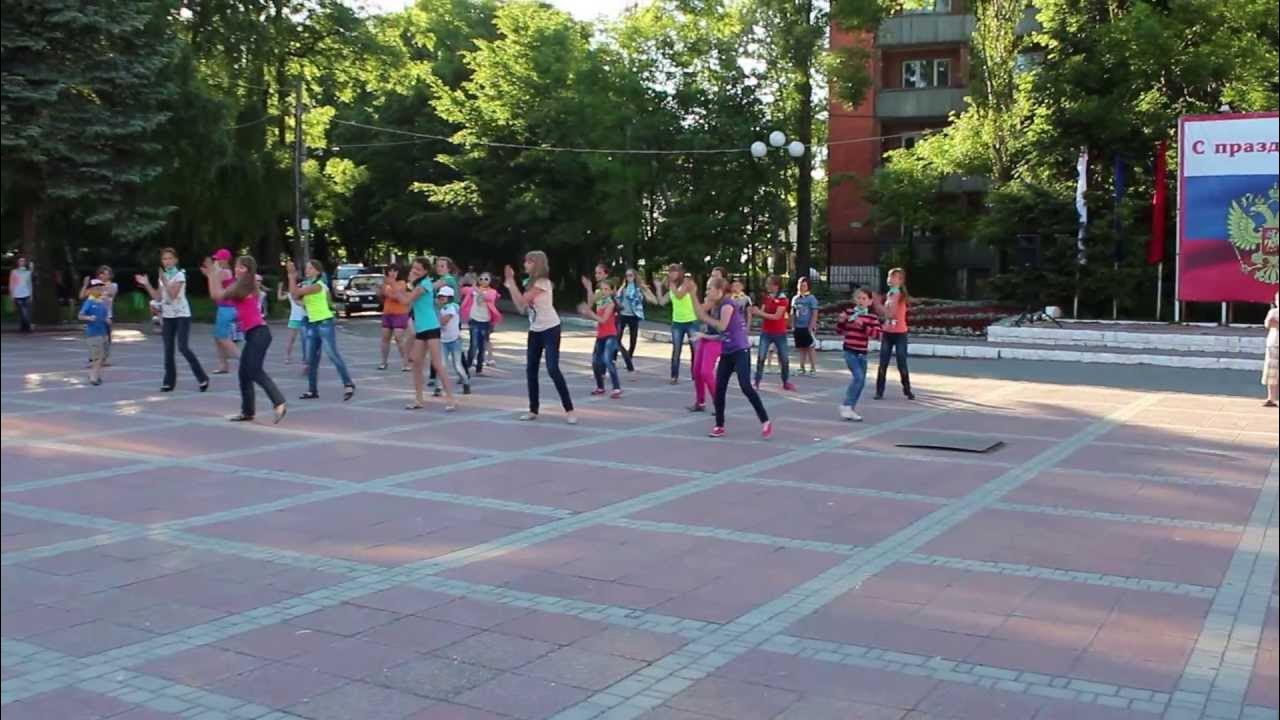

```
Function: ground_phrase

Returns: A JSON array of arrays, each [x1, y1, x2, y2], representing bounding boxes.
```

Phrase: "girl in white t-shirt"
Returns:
[[503, 251, 575, 424], [278, 282, 307, 365], [135, 248, 209, 392]]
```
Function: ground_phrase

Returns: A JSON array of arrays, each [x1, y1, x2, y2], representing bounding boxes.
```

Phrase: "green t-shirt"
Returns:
[[302, 279, 334, 322]]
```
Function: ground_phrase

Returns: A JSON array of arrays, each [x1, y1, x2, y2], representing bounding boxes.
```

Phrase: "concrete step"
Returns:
[[632, 326, 1262, 371]]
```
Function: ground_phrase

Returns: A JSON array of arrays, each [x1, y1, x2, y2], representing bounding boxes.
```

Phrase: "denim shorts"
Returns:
[[214, 306, 238, 340]]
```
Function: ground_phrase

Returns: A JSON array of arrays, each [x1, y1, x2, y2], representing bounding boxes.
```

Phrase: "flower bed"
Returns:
[[815, 298, 1018, 338]]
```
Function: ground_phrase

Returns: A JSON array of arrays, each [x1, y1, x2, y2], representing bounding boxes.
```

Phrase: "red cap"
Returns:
[[212, 249, 232, 262]]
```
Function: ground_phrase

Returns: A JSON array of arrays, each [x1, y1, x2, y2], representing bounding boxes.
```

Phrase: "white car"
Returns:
[[333, 264, 366, 294]]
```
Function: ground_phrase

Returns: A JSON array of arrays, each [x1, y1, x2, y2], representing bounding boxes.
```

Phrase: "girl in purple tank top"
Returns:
[[693, 278, 771, 439]]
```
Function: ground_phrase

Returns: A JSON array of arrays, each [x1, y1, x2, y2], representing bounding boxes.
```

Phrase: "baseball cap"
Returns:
[[212, 248, 232, 261], [437, 286, 455, 298]]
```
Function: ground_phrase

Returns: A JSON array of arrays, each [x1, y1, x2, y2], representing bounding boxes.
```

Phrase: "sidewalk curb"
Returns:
[[636, 328, 1260, 371]]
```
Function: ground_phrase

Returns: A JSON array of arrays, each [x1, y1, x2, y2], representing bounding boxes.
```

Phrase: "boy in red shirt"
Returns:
[[751, 275, 796, 391]]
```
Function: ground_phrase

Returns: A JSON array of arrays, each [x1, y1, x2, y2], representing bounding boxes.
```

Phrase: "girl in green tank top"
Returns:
[[288, 260, 355, 402], [653, 263, 700, 384]]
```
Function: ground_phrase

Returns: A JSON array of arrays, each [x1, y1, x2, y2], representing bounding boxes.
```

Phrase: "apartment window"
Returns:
[[902, 0, 953, 14], [902, 59, 951, 88]]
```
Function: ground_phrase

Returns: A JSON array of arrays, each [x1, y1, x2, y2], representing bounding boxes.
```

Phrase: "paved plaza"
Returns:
[[1, 323, 1277, 720]]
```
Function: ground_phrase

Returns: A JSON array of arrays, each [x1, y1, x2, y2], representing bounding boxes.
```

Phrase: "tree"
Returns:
[[2, 0, 181, 320]]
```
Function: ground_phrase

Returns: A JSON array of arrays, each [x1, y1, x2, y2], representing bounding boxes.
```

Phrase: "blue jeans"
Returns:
[[306, 318, 353, 393], [14, 297, 31, 332], [443, 339, 469, 386], [670, 321, 698, 380], [842, 350, 868, 408], [875, 332, 912, 397], [754, 332, 790, 384], [592, 336, 620, 390], [466, 320, 491, 372], [527, 325, 573, 414]]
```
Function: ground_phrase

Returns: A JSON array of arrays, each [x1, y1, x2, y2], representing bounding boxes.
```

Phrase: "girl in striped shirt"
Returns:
[[835, 287, 882, 422]]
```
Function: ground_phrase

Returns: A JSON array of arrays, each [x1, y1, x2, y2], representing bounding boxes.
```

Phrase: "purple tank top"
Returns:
[[719, 297, 749, 354]]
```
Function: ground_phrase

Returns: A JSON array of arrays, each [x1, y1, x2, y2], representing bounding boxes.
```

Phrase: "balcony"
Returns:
[[876, 87, 969, 119], [877, 13, 976, 47]]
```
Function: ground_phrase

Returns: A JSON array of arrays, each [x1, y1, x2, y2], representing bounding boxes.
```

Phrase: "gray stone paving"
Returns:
[[2, 326, 1277, 720]]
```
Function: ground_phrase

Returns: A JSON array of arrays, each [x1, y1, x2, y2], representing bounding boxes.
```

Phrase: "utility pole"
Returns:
[[293, 79, 308, 268]]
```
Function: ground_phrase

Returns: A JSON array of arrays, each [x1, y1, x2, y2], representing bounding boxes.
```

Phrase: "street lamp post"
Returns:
[[751, 130, 806, 279]]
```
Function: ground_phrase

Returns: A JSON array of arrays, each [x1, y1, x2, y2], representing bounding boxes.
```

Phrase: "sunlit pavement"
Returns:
[[2, 321, 1276, 720]]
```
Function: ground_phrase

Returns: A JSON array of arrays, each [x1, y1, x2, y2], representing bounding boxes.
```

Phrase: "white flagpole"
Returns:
[[1155, 261, 1163, 320]]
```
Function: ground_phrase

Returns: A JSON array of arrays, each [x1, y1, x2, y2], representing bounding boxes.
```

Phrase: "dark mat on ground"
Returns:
[[895, 434, 1005, 453]]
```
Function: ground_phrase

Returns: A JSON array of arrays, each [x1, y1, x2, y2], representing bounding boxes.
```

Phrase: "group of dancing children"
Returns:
[[100, 247, 915, 438], [577, 262, 915, 438]]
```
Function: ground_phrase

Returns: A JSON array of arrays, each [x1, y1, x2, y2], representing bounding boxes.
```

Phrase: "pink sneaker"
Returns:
[[610, 389, 623, 399], [708, 426, 726, 438], [591, 388, 606, 396], [782, 382, 797, 392], [761, 421, 773, 439]]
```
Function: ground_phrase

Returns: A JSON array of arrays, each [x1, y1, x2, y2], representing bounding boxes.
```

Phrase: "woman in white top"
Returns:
[[277, 281, 307, 365], [1264, 291, 1278, 408], [135, 248, 210, 392], [503, 251, 575, 424], [8, 256, 33, 333]]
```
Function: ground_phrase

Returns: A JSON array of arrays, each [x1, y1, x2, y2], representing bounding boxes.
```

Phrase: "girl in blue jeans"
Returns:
[[288, 260, 355, 402], [835, 288, 883, 422]]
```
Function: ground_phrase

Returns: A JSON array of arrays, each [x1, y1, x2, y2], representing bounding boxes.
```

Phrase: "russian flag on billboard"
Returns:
[[1177, 113, 1279, 303]]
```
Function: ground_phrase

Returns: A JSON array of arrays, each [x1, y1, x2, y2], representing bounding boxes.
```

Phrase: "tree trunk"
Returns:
[[794, 0, 814, 284], [22, 205, 60, 325]]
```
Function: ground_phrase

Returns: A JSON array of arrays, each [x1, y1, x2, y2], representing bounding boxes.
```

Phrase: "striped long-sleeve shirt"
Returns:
[[835, 311, 883, 353]]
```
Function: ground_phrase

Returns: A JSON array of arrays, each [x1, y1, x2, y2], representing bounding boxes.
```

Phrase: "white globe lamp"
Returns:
[[750, 141, 768, 158], [787, 141, 804, 158], [768, 131, 786, 148]]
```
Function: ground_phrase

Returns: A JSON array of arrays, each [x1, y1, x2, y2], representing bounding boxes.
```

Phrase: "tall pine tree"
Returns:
[[2, 0, 179, 321]]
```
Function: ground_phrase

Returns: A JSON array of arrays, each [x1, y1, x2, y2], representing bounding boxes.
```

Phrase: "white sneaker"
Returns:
[[839, 406, 863, 422]]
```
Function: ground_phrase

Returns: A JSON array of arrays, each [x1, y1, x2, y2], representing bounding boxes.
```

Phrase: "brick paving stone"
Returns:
[[571, 627, 689, 662], [288, 603, 403, 636], [372, 656, 500, 699], [419, 598, 533, 630], [664, 676, 801, 720], [405, 704, 510, 720], [520, 646, 646, 691], [920, 509, 1240, 587], [760, 452, 1006, 499], [492, 611, 608, 646], [716, 650, 937, 709], [434, 631, 557, 671], [631, 482, 938, 547], [359, 615, 481, 653], [29, 618, 156, 657], [452, 672, 592, 719], [136, 645, 270, 687], [288, 680, 435, 720], [914, 681, 1045, 720], [214, 623, 347, 661], [210, 662, 349, 708], [285, 636, 421, 680], [1245, 607, 1278, 708], [12, 467, 314, 524], [0, 687, 137, 720], [1006, 470, 1261, 525], [0, 512, 101, 552], [349, 587, 458, 615], [407, 459, 683, 513], [773, 697, 908, 720], [3, 333, 1276, 720]]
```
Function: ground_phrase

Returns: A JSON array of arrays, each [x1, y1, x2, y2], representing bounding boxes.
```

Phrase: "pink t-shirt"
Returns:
[[234, 292, 265, 332]]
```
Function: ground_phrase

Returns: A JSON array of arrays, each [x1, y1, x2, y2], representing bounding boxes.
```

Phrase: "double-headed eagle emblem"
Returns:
[[1227, 183, 1279, 285]]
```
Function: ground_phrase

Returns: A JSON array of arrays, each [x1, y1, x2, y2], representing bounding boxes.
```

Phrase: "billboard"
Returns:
[[1177, 112, 1279, 303]]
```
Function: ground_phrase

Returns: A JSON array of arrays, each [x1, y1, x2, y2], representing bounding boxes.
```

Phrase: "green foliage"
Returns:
[[1, 0, 181, 236]]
